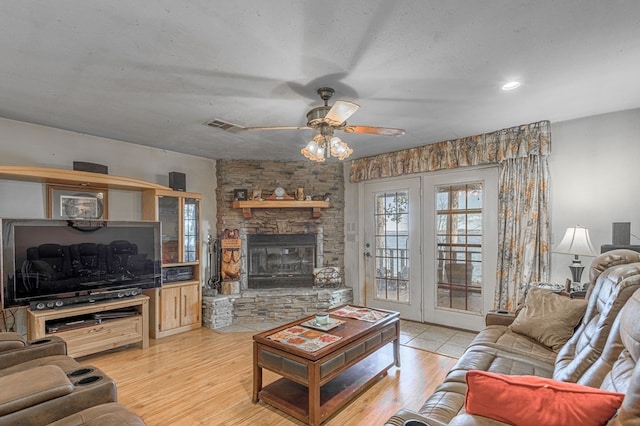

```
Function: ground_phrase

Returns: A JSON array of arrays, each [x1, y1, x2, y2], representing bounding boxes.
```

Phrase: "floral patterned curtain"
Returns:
[[349, 121, 551, 310], [494, 125, 551, 309]]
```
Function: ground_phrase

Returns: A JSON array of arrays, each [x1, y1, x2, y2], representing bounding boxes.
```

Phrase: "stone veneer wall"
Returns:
[[207, 160, 351, 325], [216, 160, 345, 289], [202, 288, 353, 327]]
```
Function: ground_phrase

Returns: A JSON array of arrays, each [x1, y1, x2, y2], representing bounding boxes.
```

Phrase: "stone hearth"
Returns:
[[202, 287, 353, 329]]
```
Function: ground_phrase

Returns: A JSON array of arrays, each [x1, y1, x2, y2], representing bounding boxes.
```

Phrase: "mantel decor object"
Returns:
[[251, 189, 262, 200], [267, 187, 294, 200], [233, 189, 248, 201]]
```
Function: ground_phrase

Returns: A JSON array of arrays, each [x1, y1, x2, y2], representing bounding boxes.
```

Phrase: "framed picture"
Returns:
[[251, 189, 262, 200], [233, 188, 248, 201], [47, 185, 108, 220]]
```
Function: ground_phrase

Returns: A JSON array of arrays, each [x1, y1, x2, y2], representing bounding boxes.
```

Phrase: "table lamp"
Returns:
[[553, 226, 597, 286]]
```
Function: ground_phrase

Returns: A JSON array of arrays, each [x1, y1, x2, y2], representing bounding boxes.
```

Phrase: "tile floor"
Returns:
[[214, 319, 478, 359], [398, 319, 478, 358]]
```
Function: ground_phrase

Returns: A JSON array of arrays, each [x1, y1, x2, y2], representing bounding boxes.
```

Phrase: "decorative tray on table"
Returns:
[[267, 325, 342, 352], [300, 317, 345, 331]]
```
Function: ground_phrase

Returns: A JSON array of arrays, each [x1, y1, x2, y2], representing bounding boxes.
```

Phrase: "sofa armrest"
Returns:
[[0, 336, 67, 370], [0, 365, 73, 416], [385, 408, 448, 426], [485, 310, 517, 326], [1, 364, 117, 425]]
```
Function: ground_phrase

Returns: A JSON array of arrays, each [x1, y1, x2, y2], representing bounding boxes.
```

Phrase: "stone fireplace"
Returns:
[[215, 160, 345, 291], [203, 160, 352, 326]]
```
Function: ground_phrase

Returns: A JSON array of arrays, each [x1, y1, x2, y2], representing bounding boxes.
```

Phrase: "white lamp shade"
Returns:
[[554, 226, 597, 256]]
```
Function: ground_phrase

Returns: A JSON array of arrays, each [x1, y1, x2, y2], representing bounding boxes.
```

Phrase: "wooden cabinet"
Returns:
[[157, 282, 200, 330], [27, 296, 149, 358], [180, 282, 201, 325], [145, 282, 200, 338], [142, 189, 202, 338]]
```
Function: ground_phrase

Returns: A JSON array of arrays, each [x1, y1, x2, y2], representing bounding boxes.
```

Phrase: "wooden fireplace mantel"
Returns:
[[232, 200, 330, 218]]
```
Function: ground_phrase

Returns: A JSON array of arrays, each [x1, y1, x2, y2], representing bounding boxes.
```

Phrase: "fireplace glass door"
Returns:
[[247, 234, 316, 289]]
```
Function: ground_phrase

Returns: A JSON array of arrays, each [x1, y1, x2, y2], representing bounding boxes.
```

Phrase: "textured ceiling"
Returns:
[[1, 1, 639, 161]]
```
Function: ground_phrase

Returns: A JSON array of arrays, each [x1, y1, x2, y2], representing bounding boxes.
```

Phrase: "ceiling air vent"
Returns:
[[204, 118, 244, 132]]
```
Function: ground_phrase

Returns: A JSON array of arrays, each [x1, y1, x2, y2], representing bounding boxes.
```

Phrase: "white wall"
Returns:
[[549, 108, 640, 284], [343, 162, 363, 304]]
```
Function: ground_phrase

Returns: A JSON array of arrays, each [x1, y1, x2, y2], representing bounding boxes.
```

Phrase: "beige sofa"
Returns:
[[386, 249, 640, 426]]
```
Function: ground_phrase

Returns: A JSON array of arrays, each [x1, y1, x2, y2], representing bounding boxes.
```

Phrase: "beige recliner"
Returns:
[[0, 332, 86, 377], [0, 333, 145, 424]]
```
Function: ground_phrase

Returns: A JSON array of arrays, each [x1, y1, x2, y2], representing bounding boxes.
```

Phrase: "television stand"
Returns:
[[27, 295, 149, 358]]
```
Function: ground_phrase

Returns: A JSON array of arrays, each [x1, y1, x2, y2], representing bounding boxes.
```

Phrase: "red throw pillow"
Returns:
[[465, 370, 624, 426]]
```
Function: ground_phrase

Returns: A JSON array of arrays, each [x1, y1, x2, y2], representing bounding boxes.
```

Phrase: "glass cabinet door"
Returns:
[[183, 198, 199, 262], [158, 196, 180, 264]]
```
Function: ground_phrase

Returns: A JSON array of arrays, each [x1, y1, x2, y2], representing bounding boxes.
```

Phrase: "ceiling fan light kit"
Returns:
[[301, 134, 327, 162], [301, 133, 354, 162], [245, 87, 405, 162]]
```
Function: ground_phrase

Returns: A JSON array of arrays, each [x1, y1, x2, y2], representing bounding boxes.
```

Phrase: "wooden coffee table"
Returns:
[[252, 305, 400, 426]]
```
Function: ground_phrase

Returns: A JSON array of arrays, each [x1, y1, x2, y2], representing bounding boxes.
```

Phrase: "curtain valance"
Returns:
[[349, 120, 550, 182]]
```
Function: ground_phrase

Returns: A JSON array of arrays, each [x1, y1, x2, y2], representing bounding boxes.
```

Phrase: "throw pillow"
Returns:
[[509, 287, 587, 351], [465, 370, 624, 426]]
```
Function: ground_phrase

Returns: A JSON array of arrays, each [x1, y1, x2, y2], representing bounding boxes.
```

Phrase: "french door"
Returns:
[[363, 178, 421, 321], [422, 168, 498, 331], [361, 167, 498, 330]]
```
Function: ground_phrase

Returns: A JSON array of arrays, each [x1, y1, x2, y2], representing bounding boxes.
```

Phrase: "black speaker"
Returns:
[[612, 222, 631, 245], [169, 172, 186, 191], [73, 161, 108, 174]]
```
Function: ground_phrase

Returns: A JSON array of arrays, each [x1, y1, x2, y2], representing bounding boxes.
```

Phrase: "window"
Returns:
[[436, 183, 483, 312], [374, 190, 410, 303]]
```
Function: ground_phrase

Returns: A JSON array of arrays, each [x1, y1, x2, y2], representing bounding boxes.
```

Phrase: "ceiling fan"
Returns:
[[243, 87, 405, 162]]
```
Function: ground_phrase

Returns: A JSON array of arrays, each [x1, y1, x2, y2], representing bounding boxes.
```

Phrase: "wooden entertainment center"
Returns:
[[27, 295, 149, 358], [0, 165, 203, 354]]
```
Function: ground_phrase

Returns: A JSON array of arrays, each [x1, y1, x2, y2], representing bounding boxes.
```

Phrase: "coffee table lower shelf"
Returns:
[[258, 345, 394, 424]]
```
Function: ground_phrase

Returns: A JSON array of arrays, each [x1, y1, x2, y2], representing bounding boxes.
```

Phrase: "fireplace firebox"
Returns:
[[247, 234, 316, 289]]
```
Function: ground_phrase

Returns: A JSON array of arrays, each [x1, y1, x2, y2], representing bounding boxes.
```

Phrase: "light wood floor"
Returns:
[[79, 327, 458, 426]]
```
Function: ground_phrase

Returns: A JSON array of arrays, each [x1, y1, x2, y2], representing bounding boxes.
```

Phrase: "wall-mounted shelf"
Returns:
[[232, 200, 330, 218]]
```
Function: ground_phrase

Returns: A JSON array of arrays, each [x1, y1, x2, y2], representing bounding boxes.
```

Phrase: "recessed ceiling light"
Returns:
[[501, 81, 521, 91]]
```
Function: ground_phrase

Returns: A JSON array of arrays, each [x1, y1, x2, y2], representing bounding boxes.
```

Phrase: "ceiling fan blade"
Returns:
[[342, 125, 406, 136], [325, 101, 360, 125], [244, 126, 311, 131]]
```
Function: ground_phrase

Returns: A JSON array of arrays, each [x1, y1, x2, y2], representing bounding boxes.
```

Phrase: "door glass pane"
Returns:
[[158, 196, 179, 264], [436, 182, 483, 312], [373, 190, 410, 303], [183, 198, 199, 262]]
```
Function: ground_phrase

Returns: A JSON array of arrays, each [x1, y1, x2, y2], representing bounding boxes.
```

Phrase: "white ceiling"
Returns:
[[1, 1, 639, 161]]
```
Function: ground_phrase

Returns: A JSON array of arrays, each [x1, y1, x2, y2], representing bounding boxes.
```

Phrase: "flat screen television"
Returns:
[[1, 218, 162, 308]]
